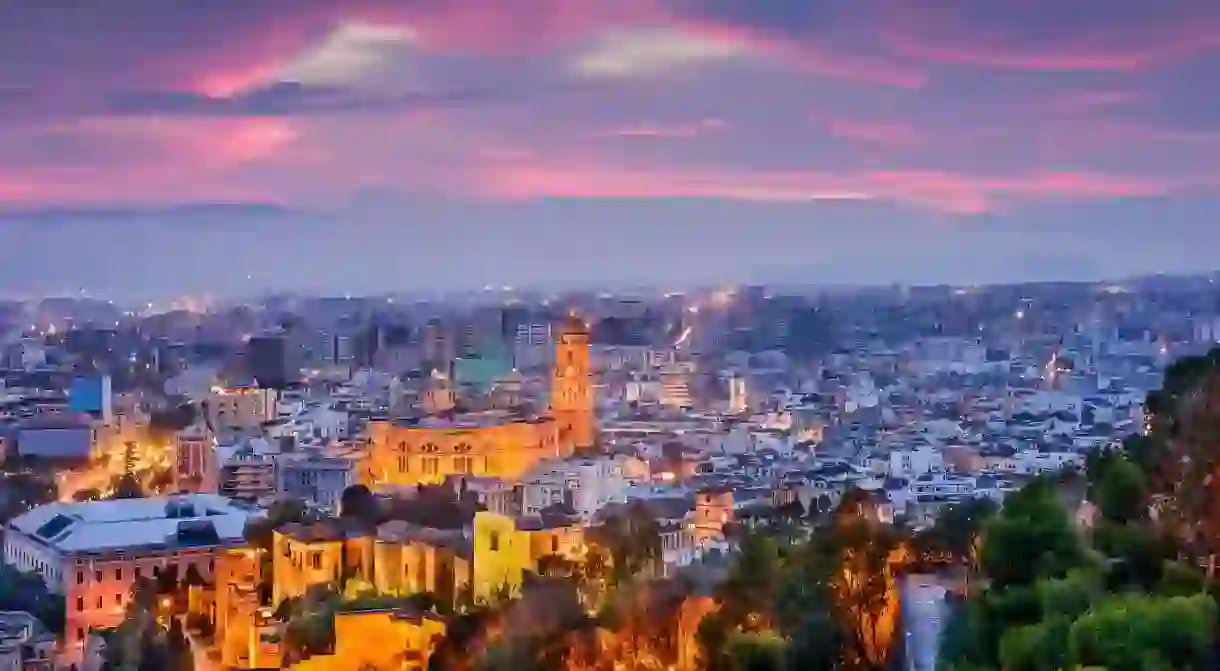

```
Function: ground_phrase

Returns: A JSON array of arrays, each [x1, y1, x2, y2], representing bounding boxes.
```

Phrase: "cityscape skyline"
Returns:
[[2, 1, 1219, 294]]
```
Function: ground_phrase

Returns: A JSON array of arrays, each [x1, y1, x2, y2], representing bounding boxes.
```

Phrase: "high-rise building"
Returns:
[[728, 375, 748, 414], [551, 315, 596, 451], [246, 335, 292, 389]]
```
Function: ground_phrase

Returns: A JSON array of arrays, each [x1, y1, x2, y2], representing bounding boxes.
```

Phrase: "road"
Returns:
[[901, 576, 948, 671]]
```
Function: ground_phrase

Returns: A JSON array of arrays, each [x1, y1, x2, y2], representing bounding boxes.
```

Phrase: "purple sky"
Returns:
[[1, 0, 1219, 297]]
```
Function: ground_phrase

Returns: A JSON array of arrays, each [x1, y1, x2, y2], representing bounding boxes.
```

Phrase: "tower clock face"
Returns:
[[566, 366, 577, 378]]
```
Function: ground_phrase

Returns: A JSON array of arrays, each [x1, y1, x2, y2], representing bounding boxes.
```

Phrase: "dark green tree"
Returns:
[[981, 478, 1085, 589]]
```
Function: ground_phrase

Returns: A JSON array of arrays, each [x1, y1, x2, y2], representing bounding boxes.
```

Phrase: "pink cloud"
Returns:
[[470, 155, 1191, 214], [673, 20, 926, 88], [824, 118, 924, 146], [0, 117, 298, 205]]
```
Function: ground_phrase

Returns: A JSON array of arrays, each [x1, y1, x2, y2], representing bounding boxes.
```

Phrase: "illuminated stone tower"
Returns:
[[551, 314, 595, 452]]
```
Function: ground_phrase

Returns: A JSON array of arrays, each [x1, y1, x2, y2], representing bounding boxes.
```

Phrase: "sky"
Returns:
[[1, 0, 1219, 298]]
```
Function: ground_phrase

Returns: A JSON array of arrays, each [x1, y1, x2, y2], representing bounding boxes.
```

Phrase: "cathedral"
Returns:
[[367, 315, 596, 487]]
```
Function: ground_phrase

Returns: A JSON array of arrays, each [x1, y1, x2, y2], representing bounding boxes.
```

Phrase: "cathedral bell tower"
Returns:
[[551, 314, 595, 452]]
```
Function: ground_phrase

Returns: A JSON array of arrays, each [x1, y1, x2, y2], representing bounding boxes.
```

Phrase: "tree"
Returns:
[[728, 632, 787, 671], [339, 484, 379, 523], [0, 563, 65, 633], [166, 618, 194, 671], [1089, 451, 1148, 525], [717, 531, 785, 628], [109, 473, 144, 499], [981, 478, 1084, 589], [1068, 594, 1216, 671], [242, 498, 309, 552], [915, 497, 997, 567], [599, 501, 661, 585], [1142, 348, 1220, 575]]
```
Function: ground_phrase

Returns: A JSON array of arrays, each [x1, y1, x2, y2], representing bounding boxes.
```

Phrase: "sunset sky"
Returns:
[[2, 0, 1219, 297]]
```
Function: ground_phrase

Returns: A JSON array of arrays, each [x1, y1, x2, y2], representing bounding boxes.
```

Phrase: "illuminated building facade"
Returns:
[[471, 511, 585, 601], [551, 315, 596, 451], [366, 411, 565, 487], [272, 514, 578, 609], [291, 608, 446, 671], [3, 495, 255, 661], [205, 386, 278, 434], [173, 421, 216, 493]]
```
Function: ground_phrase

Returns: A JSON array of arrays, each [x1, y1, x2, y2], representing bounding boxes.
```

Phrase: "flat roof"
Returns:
[[7, 494, 257, 555]]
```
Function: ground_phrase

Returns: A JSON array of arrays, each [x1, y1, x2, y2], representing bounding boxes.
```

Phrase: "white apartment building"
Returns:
[[275, 451, 357, 513], [3, 495, 256, 661], [888, 445, 945, 477], [522, 456, 632, 520], [215, 440, 278, 501]]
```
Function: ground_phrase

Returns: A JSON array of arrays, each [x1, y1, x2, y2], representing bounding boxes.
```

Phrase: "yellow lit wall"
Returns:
[[271, 530, 373, 607], [371, 539, 472, 608], [527, 525, 586, 563], [472, 512, 532, 602], [367, 417, 566, 487], [290, 610, 446, 671]]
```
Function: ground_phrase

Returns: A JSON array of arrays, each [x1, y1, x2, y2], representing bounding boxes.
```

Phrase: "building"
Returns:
[[173, 421, 216, 493], [205, 386, 278, 434], [2, 495, 256, 659], [276, 451, 358, 513], [692, 487, 734, 546], [68, 375, 113, 424], [0, 611, 55, 671], [659, 366, 694, 409], [550, 315, 596, 452], [291, 608, 446, 671], [14, 415, 96, 460], [247, 335, 293, 390], [371, 521, 473, 606], [215, 439, 278, 501], [728, 375, 748, 414], [271, 521, 373, 608], [270, 518, 474, 613], [471, 511, 584, 602], [521, 456, 631, 520], [366, 411, 566, 487]]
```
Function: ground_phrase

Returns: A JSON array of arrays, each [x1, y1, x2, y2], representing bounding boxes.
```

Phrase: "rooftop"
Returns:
[[8, 494, 257, 555]]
